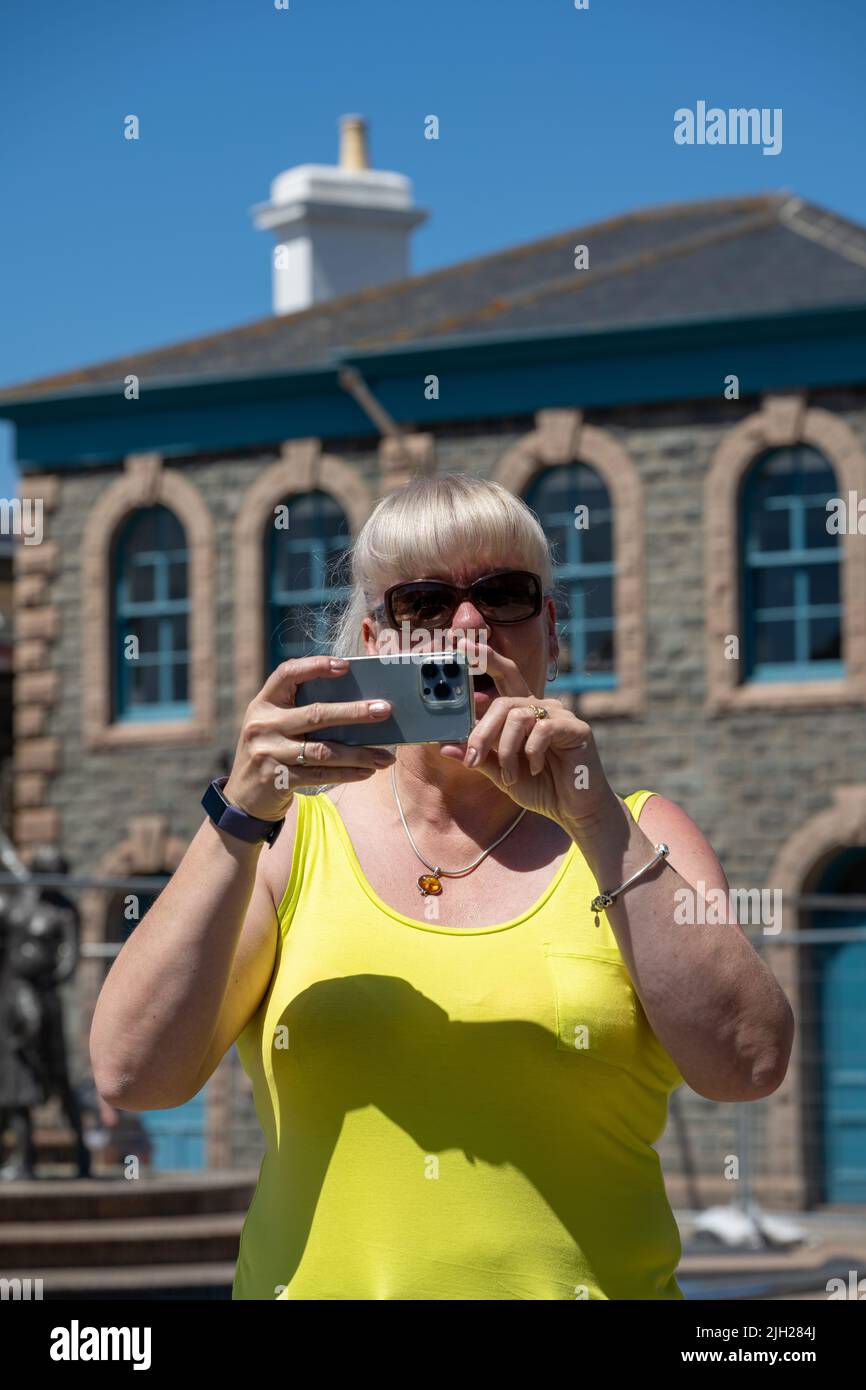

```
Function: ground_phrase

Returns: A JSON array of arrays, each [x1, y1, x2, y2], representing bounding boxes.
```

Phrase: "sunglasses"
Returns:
[[376, 569, 544, 630]]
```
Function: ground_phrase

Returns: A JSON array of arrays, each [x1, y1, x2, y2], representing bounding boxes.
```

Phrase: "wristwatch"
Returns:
[[201, 776, 285, 847]]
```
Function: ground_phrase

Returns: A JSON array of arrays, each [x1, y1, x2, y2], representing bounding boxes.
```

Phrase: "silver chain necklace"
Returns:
[[389, 761, 528, 897]]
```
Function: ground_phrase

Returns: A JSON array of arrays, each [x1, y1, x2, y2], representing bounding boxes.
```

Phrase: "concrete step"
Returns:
[[0, 1211, 244, 1268], [0, 1262, 238, 1300], [0, 1171, 257, 1222]]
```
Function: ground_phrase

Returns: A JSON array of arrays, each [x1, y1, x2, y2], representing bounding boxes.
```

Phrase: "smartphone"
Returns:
[[294, 652, 477, 747]]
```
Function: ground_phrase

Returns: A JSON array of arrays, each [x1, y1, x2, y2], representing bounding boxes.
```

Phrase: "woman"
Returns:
[[90, 473, 794, 1300]]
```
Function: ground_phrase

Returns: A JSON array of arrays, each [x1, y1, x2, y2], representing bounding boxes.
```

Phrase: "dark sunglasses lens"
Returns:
[[474, 572, 540, 621], [389, 585, 455, 626]]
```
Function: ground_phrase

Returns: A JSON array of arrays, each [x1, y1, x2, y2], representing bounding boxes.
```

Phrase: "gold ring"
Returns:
[[529, 705, 549, 721], [296, 737, 308, 765]]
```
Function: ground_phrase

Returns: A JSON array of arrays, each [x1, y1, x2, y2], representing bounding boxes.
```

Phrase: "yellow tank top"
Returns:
[[232, 788, 685, 1301]]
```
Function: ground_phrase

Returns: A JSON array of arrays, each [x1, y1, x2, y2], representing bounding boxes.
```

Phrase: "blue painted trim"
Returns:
[[3, 304, 866, 469]]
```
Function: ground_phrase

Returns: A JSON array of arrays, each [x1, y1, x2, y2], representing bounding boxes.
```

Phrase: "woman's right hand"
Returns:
[[222, 656, 395, 821]]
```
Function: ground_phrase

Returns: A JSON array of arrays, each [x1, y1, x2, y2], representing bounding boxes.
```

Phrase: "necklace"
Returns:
[[389, 761, 528, 896]]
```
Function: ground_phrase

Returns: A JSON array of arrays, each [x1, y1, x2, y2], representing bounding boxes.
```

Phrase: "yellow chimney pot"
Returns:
[[339, 114, 370, 172]]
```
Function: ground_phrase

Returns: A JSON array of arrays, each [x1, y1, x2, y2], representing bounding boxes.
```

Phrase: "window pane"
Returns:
[[168, 560, 188, 600], [546, 522, 571, 563], [758, 449, 798, 481], [582, 578, 613, 622], [170, 614, 188, 653], [129, 559, 156, 603], [271, 607, 308, 660], [754, 620, 795, 666], [585, 630, 614, 671], [809, 619, 841, 663], [172, 661, 189, 702], [286, 492, 347, 542], [753, 506, 790, 553], [798, 445, 837, 488], [130, 664, 160, 705], [753, 566, 795, 610], [127, 510, 159, 552], [580, 517, 613, 566], [805, 503, 839, 550], [808, 564, 840, 607], [126, 616, 160, 655]]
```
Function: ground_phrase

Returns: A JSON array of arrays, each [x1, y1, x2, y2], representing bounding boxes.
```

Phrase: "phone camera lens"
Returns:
[[433, 681, 450, 700], [442, 662, 459, 678], [421, 663, 436, 678]]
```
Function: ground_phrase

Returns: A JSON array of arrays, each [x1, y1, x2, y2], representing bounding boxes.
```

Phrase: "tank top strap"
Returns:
[[624, 789, 659, 822], [275, 788, 320, 934]]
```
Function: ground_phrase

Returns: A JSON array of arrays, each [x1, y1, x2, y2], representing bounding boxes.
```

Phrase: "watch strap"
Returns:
[[201, 776, 285, 846]]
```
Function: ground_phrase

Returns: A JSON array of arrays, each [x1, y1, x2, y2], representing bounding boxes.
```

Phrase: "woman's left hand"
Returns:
[[438, 638, 616, 831]]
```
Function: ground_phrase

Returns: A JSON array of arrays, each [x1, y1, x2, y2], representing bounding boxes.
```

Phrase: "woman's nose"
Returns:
[[449, 600, 489, 638]]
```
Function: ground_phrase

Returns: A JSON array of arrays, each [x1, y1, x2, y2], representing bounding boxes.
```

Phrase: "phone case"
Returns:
[[294, 652, 477, 746]]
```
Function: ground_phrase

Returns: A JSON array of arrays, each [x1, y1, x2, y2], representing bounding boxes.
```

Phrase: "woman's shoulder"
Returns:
[[628, 792, 729, 893]]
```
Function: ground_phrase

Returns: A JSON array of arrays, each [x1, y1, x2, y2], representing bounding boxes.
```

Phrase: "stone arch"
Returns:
[[233, 438, 374, 720], [80, 452, 217, 748], [494, 409, 645, 717], [705, 394, 866, 713]]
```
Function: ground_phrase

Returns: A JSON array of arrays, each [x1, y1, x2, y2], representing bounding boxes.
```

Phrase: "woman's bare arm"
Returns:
[[566, 792, 794, 1102], [89, 810, 290, 1110]]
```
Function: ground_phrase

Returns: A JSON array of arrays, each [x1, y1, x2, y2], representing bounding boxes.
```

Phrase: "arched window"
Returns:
[[742, 446, 843, 680], [266, 490, 352, 673], [523, 463, 615, 692], [112, 506, 191, 720]]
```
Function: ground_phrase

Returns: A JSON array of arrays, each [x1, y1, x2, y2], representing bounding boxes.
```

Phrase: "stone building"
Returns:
[[2, 117, 866, 1207]]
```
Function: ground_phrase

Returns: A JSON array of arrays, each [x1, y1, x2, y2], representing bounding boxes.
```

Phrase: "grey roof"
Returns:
[[4, 192, 866, 402]]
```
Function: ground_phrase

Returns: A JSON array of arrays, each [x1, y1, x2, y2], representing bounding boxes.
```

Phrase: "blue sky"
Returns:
[[1, 0, 864, 494]]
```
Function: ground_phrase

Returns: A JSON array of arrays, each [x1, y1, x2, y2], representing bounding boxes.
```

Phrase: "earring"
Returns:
[[546, 656, 559, 682]]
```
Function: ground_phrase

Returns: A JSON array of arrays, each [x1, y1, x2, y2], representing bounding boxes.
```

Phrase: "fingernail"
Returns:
[[465, 747, 478, 767], [330, 658, 349, 669], [369, 701, 390, 715], [373, 749, 395, 763]]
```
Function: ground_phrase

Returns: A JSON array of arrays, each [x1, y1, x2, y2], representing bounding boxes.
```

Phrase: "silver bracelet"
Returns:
[[590, 843, 670, 927]]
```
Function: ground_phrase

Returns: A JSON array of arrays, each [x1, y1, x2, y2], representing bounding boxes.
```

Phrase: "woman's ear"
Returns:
[[361, 614, 384, 653], [545, 600, 559, 666]]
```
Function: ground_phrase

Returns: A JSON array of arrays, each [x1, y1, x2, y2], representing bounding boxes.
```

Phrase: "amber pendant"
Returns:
[[418, 873, 443, 896]]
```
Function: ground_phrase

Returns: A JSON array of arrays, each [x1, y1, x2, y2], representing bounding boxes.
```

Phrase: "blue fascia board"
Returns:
[[5, 304, 866, 469]]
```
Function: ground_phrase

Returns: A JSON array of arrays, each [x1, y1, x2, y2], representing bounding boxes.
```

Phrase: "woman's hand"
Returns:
[[438, 638, 616, 831], [223, 655, 396, 821]]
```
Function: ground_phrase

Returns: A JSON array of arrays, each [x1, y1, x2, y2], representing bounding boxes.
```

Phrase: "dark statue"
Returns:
[[0, 845, 91, 1179]]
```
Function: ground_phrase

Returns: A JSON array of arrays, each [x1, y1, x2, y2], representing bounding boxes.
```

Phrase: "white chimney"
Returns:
[[252, 115, 428, 315]]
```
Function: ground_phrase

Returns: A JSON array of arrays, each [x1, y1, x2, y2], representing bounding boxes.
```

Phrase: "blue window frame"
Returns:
[[112, 506, 191, 721], [267, 490, 352, 673], [742, 446, 843, 682], [523, 463, 615, 692]]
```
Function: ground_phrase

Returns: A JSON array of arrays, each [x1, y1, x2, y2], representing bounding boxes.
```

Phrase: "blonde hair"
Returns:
[[318, 472, 558, 657]]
